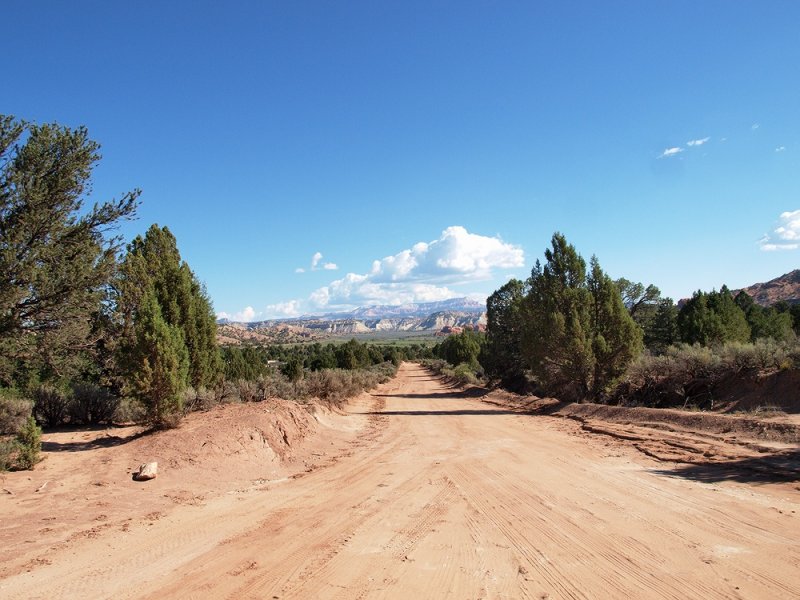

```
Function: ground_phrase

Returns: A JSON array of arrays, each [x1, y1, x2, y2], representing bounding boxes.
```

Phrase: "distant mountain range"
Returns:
[[217, 297, 486, 345], [317, 297, 485, 320]]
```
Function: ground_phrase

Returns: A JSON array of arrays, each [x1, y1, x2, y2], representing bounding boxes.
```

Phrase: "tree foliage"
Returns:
[[123, 289, 189, 427], [436, 329, 483, 368], [116, 225, 219, 426], [588, 257, 643, 395], [117, 224, 220, 391], [520, 233, 594, 399], [644, 297, 679, 353], [513, 233, 641, 400], [734, 291, 794, 342], [0, 115, 139, 386], [677, 286, 751, 346], [480, 279, 527, 389]]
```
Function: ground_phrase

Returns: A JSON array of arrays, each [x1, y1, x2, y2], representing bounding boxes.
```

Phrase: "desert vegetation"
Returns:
[[412, 247, 799, 418], [0, 113, 411, 470], [422, 233, 800, 412]]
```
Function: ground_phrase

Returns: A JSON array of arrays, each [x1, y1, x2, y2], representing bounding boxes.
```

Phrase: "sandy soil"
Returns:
[[1, 363, 799, 599]]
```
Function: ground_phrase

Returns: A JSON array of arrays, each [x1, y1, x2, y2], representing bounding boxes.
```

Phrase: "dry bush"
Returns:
[[182, 386, 219, 413], [32, 384, 69, 428], [0, 390, 32, 435], [612, 340, 800, 408], [113, 396, 147, 424], [236, 379, 263, 403], [419, 358, 449, 374], [70, 383, 119, 425], [14, 416, 41, 469], [452, 363, 480, 386]]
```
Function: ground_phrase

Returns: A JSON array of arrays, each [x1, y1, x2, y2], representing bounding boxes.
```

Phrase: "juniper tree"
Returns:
[[519, 234, 641, 400], [588, 257, 642, 395], [645, 298, 679, 353], [117, 224, 220, 390], [481, 278, 527, 389], [124, 289, 189, 427], [734, 291, 794, 342], [678, 287, 750, 346], [521, 233, 594, 399]]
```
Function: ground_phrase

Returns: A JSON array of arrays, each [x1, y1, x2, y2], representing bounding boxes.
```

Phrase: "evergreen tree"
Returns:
[[774, 301, 800, 336], [678, 287, 750, 345], [515, 234, 641, 400], [117, 225, 220, 389], [521, 233, 594, 399], [0, 115, 139, 386], [335, 339, 370, 370], [588, 257, 642, 395], [282, 356, 304, 381], [437, 329, 483, 368], [734, 292, 794, 341], [615, 278, 661, 336], [481, 278, 527, 389], [125, 290, 189, 427], [644, 297, 679, 353]]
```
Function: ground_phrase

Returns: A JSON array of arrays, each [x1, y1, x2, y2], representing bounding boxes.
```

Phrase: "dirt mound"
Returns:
[[128, 399, 318, 476], [713, 368, 800, 413], [0, 395, 375, 580]]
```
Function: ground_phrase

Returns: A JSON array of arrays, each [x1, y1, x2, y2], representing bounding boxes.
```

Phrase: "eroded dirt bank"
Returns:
[[2, 363, 799, 599]]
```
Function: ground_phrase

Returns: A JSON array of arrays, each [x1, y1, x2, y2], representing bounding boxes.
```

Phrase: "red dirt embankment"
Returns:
[[0, 395, 376, 581]]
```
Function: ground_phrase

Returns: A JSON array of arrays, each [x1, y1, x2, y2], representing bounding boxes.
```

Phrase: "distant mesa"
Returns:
[[216, 297, 486, 344], [739, 269, 800, 307]]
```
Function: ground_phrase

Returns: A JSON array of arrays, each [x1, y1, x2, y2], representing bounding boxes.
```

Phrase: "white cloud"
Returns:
[[216, 306, 259, 322], [687, 137, 710, 147], [776, 146, 786, 153], [265, 300, 302, 318], [760, 209, 800, 251], [299, 251, 338, 272], [308, 226, 524, 309], [658, 147, 683, 159]]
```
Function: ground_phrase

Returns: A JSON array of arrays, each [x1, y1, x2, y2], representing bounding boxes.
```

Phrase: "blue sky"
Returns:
[[6, 1, 799, 320]]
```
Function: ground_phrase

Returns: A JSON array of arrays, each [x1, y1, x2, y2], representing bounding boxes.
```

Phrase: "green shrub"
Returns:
[[14, 416, 42, 470], [452, 363, 479, 386], [0, 437, 15, 471]]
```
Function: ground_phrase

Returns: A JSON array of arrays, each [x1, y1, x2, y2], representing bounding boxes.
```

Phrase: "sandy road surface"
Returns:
[[2, 363, 799, 599]]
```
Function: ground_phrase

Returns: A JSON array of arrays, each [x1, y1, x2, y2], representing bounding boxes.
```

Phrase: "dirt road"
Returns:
[[2, 363, 799, 598]]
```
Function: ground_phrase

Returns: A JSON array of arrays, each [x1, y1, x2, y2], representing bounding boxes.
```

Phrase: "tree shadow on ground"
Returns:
[[359, 409, 521, 416], [41, 428, 152, 453], [654, 448, 800, 484], [374, 391, 462, 399], [374, 386, 489, 400]]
